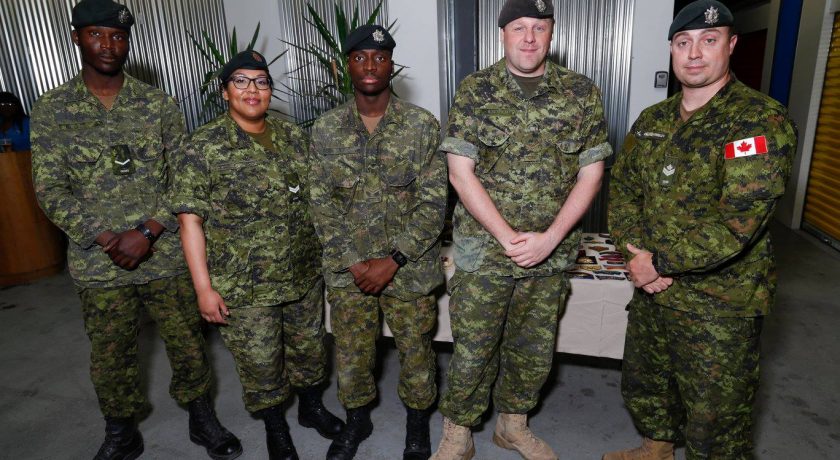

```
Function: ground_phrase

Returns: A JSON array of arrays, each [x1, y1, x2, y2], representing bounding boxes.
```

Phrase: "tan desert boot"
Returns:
[[430, 417, 475, 460], [602, 437, 675, 460], [492, 413, 558, 460]]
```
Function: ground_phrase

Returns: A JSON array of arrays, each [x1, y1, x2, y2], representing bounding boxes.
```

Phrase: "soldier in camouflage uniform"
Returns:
[[171, 51, 344, 460], [432, 1, 612, 459], [308, 25, 447, 460], [604, 2, 798, 459], [29, 1, 241, 459]]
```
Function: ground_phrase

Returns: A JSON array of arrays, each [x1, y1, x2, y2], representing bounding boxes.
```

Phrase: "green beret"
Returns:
[[498, 0, 554, 28], [342, 25, 396, 55], [668, 0, 734, 40], [219, 50, 270, 84], [71, 0, 134, 31]]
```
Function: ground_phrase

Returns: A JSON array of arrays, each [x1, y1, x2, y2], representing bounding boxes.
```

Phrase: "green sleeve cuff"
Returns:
[[579, 142, 613, 167], [440, 136, 480, 163]]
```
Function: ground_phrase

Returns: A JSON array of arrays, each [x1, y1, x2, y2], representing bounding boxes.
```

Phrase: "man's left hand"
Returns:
[[505, 232, 560, 268], [354, 257, 399, 294]]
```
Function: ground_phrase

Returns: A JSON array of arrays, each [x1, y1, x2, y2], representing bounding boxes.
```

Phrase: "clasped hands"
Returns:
[[349, 257, 400, 295], [625, 243, 674, 294], [502, 231, 560, 268], [96, 228, 153, 270]]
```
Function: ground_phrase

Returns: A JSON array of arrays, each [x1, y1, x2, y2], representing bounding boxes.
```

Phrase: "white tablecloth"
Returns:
[[325, 234, 633, 360]]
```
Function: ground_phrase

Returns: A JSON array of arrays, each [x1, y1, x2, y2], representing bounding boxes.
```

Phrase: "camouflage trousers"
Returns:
[[78, 273, 211, 418], [218, 279, 327, 413], [622, 294, 762, 460], [439, 271, 568, 426], [328, 288, 437, 410]]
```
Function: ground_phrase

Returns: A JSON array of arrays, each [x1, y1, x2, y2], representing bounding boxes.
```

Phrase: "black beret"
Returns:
[[219, 50, 270, 84], [71, 0, 134, 31], [668, 0, 734, 40], [498, 0, 554, 28], [342, 25, 396, 55]]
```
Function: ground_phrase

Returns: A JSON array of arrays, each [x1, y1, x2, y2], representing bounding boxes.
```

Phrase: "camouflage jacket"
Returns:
[[309, 98, 446, 300], [31, 73, 186, 287], [609, 78, 797, 317], [441, 59, 612, 277], [169, 114, 321, 308]]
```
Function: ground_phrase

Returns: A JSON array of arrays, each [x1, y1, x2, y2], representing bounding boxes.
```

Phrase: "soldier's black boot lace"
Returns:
[[93, 416, 144, 460], [297, 385, 345, 439], [188, 393, 243, 460], [260, 404, 299, 460], [326, 404, 374, 460], [403, 406, 432, 460]]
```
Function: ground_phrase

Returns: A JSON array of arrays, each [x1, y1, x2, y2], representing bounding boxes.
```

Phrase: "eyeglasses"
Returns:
[[227, 75, 272, 90]]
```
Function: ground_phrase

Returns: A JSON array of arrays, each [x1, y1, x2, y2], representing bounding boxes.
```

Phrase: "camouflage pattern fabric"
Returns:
[[609, 77, 797, 317], [218, 280, 327, 413], [609, 77, 797, 459], [621, 294, 761, 459], [308, 98, 447, 301], [31, 73, 187, 287], [169, 113, 321, 308], [439, 271, 568, 427], [327, 288, 437, 410], [78, 274, 211, 417], [440, 59, 612, 277]]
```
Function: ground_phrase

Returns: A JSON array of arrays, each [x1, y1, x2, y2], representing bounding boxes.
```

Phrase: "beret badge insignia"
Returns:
[[535, 0, 547, 13], [118, 8, 131, 24], [372, 29, 385, 43], [704, 6, 719, 25], [252, 51, 263, 62]]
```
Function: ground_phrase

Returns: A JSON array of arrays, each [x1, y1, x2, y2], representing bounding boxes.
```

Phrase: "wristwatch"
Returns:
[[390, 249, 408, 267], [135, 223, 156, 242]]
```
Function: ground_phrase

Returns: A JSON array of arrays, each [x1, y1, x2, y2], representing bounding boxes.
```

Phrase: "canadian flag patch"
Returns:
[[724, 136, 768, 159]]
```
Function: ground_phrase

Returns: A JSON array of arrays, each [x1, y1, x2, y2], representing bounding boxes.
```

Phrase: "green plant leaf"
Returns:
[[229, 27, 238, 56], [335, 2, 349, 46], [203, 30, 225, 64], [187, 31, 214, 65], [367, 1, 383, 26], [306, 3, 340, 51], [247, 22, 261, 51]]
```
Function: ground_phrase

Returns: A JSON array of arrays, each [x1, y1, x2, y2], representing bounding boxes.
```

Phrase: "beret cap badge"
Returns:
[[372, 29, 385, 43], [704, 6, 719, 25], [118, 8, 131, 24], [535, 0, 546, 13]]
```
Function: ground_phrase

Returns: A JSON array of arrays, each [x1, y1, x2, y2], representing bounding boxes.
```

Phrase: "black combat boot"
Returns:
[[297, 386, 344, 439], [260, 404, 299, 460], [188, 393, 243, 460], [403, 406, 432, 460], [93, 416, 144, 460], [326, 404, 374, 460]]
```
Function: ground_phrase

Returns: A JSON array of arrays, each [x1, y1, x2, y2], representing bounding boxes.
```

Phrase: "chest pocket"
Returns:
[[322, 146, 361, 214], [211, 158, 279, 225], [475, 122, 510, 175]]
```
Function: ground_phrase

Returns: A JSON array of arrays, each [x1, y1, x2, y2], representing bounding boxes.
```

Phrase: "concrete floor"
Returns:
[[1, 222, 838, 459]]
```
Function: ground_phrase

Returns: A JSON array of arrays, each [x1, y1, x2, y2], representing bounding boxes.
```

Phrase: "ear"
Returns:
[[221, 84, 230, 101], [499, 28, 505, 44], [728, 33, 738, 56], [71, 29, 80, 46]]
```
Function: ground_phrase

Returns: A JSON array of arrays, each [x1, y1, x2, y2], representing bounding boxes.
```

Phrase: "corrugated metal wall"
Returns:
[[278, 0, 388, 124], [0, 0, 228, 132]]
